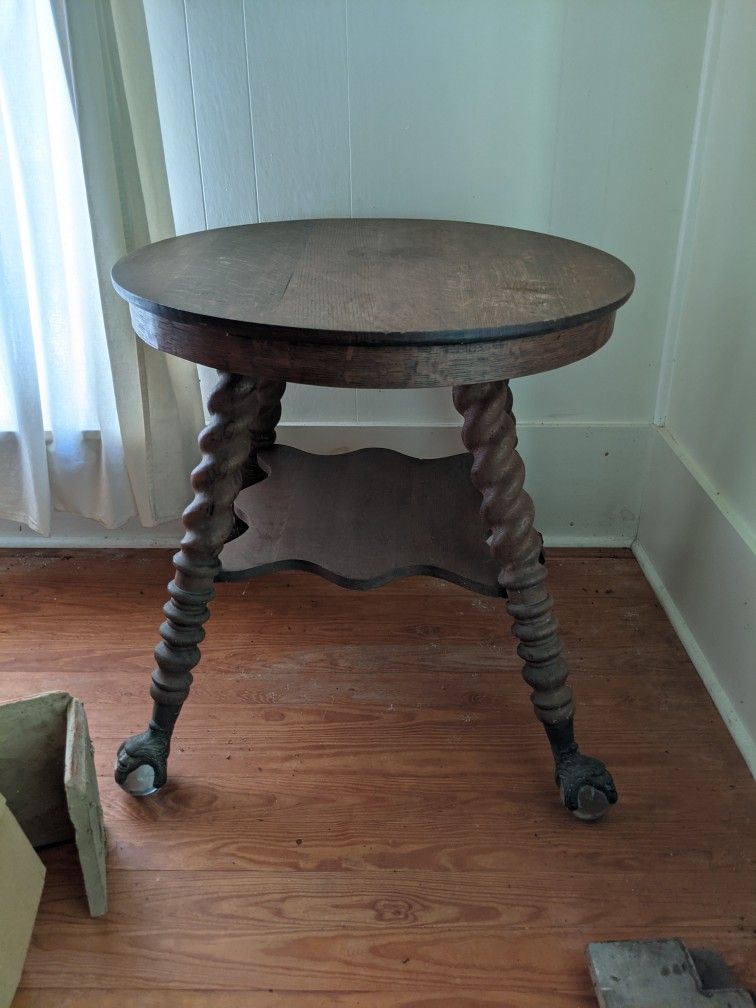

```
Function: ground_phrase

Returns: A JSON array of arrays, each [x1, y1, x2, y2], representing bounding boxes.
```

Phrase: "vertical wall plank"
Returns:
[[183, 0, 259, 410], [142, 0, 205, 234], [528, 0, 711, 424], [184, 0, 258, 228], [244, 0, 356, 421], [347, 0, 564, 425], [347, 0, 563, 226], [243, 0, 351, 221], [666, 0, 756, 523]]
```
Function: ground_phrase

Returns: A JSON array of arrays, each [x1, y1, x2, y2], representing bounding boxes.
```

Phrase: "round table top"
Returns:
[[112, 218, 634, 348]]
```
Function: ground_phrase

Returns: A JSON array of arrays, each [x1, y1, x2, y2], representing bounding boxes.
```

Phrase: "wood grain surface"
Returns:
[[113, 219, 633, 387], [128, 305, 617, 388], [219, 445, 503, 595], [112, 219, 634, 345], [1, 550, 753, 1007]]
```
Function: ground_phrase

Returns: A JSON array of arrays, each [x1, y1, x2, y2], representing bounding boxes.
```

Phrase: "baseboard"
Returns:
[[0, 514, 185, 549], [634, 426, 756, 776], [0, 421, 650, 548]]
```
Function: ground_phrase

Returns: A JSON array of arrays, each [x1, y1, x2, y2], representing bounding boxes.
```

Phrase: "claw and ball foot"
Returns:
[[115, 724, 170, 796], [556, 748, 618, 821], [548, 726, 618, 821], [114, 372, 257, 796], [453, 379, 617, 820]]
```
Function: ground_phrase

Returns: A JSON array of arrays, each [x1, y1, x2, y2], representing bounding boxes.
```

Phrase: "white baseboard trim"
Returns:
[[633, 540, 756, 778], [634, 426, 756, 777], [0, 421, 650, 548], [0, 514, 185, 549]]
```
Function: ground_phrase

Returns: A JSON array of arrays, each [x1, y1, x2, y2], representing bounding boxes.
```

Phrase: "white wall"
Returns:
[[663, 3, 756, 534], [635, 0, 756, 772], [140, 0, 709, 544]]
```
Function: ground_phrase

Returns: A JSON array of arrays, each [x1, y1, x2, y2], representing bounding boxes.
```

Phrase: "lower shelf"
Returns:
[[217, 445, 503, 597]]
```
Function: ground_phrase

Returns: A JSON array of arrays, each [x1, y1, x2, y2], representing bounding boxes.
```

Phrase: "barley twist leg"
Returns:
[[115, 372, 257, 795], [227, 378, 287, 541], [240, 378, 287, 489], [452, 379, 617, 820]]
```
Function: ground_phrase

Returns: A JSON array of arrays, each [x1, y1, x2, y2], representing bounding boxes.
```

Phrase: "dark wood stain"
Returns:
[[128, 303, 616, 387], [218, 445, 503, 595], [113, 219, 633, 387], [112, 219, 634, 382]]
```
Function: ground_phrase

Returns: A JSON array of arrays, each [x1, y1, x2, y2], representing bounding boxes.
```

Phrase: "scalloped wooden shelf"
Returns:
[[217, 445, 503, 596]]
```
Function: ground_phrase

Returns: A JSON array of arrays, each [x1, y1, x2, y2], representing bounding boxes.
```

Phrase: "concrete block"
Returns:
[[587, 939, 753, 1007]]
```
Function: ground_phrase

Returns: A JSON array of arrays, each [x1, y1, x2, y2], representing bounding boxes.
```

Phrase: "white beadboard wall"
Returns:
[[139, 0, 709, 544], [635, 0, 756, 772]]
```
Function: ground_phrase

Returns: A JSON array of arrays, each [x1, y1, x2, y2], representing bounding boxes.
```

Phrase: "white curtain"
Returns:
[[0, 0, 205, 536]]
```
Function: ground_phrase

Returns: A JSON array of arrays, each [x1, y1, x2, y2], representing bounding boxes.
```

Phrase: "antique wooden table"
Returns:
[[112, 218, 634, 821]]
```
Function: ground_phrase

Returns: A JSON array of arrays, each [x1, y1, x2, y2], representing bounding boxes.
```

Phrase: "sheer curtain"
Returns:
[[0, 0, 205, 536]]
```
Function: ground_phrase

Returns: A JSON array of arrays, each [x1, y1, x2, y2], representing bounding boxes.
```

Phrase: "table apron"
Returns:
[[129, 305, 615, 388]]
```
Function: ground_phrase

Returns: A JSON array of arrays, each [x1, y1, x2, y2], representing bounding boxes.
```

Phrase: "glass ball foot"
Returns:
[[114, 725, 170, 796]]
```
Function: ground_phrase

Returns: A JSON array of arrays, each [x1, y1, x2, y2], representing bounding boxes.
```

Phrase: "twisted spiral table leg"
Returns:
[[239, 379, 287, 490], [228, 378, 287, 542], [452, 380, 617, 820], [251, 379, 287, 452], [115, 372, 257, 795]]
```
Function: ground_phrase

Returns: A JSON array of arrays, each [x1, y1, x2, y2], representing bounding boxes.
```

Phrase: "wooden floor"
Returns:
[[1, 548, 754, 1007]]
